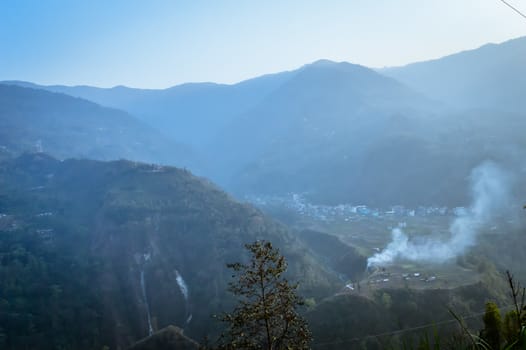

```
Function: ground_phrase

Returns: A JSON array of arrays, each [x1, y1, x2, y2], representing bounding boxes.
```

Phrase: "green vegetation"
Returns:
[[0, 154, 523, 350], [216, 241, 311, 349], [1, 34, 526, 350], [0, 154, 338, 349], [380, 271, 526, 350]]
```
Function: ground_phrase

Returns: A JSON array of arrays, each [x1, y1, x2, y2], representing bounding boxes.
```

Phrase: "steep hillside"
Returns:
[[0, 154, 339, 350], [299, 229, 367, 281], [0, 84, 195, 167], [382, 36, 526, 111]]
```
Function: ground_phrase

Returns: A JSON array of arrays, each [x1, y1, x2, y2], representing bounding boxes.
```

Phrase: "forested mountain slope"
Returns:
[[0, 154, 339, 349], [0, 84, 195, 167]]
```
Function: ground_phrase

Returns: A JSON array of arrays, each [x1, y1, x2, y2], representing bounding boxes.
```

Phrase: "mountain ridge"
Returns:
[[381, 36, 526, 111], [0, 84, 196, 168]]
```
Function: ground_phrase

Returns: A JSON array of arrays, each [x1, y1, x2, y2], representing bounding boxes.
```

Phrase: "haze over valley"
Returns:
[[5, 37, 526, 207], [1, 2, 526, 349]]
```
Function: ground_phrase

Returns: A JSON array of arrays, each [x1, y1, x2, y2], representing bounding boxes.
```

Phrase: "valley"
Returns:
[[248, 193, 491, 292], [0, 153, 511, 349], [1, 10, 525, 348]]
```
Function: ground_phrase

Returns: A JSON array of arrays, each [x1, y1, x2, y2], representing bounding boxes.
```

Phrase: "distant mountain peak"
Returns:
[[306, 59, 364, 69], [308, 59, 339, 66], [300, 59, 377, 79]]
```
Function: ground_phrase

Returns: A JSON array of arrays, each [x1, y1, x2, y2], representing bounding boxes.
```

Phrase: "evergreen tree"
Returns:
[[218, 240, 311, 350]]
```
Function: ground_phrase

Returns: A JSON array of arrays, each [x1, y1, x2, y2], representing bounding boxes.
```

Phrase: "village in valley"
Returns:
[[247, 193, 486, 294], [246, 193, 467, 223]]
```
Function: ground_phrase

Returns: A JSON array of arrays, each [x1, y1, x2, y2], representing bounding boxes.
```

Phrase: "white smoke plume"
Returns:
[[367, 162, 511, 267]]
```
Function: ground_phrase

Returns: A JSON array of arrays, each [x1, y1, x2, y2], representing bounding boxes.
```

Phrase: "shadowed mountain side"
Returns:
[[234, 106, 526, 206], [299, 229, 367, 281]]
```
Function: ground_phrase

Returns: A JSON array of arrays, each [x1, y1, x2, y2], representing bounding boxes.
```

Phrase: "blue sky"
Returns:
[[1, 0, 525, 88]]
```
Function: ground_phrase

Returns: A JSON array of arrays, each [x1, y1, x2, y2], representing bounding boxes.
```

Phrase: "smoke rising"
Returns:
[[367, 162, 512, 267]]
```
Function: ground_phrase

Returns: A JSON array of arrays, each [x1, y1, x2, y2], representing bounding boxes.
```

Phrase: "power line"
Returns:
[[499, 0, 526, 20], [311, 304, 515, 348]]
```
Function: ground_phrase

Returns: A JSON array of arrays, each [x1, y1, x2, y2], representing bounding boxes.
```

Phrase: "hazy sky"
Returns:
[[1, 0, 525, 88]]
